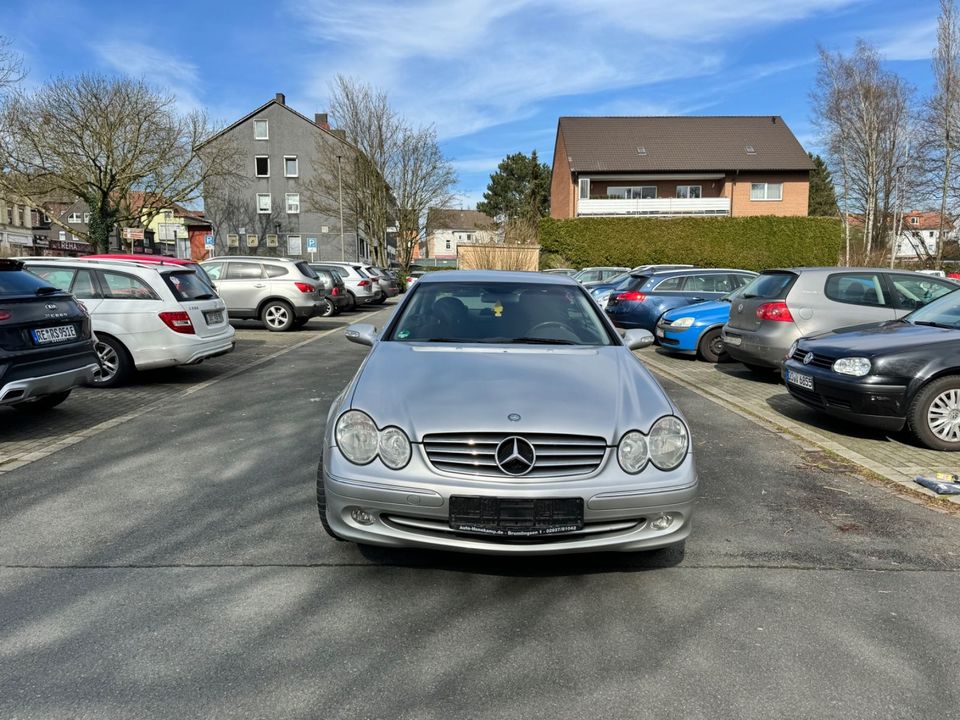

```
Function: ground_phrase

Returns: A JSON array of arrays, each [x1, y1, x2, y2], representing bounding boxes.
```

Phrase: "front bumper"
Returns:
[[782, 360, 908, 431], [0, 362, 99, 406], [322, 445, 697, 555], [655, 322, 698, 353], [722, 324, 798, 368]]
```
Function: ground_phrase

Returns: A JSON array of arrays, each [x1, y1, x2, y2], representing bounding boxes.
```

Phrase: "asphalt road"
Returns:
[[2, 302, 959, 720]]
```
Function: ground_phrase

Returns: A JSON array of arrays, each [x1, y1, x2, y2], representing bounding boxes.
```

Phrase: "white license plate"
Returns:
[[204, 311, 224, 324], [786, 369, 814, 391], [655, 327, 665, 338], [724, 334, 742, 347], [32, 325, 77, 344]]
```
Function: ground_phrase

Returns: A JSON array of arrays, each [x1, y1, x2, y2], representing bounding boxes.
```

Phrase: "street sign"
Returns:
[[307, 237, 317, 251], [121, 228, 145, 240], [204, 235, 215, 248]]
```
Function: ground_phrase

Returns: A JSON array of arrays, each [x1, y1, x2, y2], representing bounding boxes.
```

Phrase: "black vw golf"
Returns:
[[782, 287, 960, 450], [0, 259, 99, 411]]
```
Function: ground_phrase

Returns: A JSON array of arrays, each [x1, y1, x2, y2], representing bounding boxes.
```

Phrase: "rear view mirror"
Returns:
[[345, 323, 378, 347], [623, 329, 655, 350]]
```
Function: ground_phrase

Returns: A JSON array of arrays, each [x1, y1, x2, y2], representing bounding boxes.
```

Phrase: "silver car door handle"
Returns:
[[254, 283, 266, 288]]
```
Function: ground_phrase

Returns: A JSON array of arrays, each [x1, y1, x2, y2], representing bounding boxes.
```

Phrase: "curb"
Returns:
[[638, 351, 960, 508]]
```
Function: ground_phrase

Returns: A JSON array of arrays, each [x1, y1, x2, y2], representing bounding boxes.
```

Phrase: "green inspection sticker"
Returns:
[[397, 329, 410, 339]]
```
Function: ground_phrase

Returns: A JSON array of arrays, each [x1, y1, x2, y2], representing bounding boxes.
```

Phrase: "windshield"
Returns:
[[386, 281, 616, 345], [164, 271, 217, 301], [905, 289, 960, 328], [741, 272, 797, 300], [1, 263, 62, 297]]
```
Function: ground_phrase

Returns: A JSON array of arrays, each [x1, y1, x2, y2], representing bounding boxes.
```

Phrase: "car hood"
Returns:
[[663, 299, 731, 324], [803, 320, 960, 356], [348, 341, 675, 443]]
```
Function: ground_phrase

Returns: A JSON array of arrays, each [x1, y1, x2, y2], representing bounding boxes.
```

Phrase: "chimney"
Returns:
[[275, 92, 285, 105], [315, 112, 330, 130], [332, 128, 347, 141]]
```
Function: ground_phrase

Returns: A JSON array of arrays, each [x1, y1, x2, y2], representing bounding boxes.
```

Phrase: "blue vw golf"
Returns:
[[656, 287, 747, 363], [604, 267, 756, 333]]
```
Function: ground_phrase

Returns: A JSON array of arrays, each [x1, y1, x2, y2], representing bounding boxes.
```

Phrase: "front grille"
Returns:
[[790, 348, 834, 369], [422, 432, 608, 478]]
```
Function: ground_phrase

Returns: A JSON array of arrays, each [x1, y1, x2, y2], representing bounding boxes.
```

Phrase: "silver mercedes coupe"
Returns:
[[318, 270, 697, 556]]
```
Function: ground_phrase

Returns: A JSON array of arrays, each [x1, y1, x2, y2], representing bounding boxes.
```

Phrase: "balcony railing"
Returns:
[[577, 197, 731, 217]]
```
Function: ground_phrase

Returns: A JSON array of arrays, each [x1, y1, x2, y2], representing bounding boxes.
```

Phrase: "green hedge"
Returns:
[[539, 216, 842, 271]]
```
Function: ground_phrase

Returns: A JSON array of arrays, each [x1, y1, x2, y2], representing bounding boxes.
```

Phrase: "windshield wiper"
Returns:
[[510, 336, 577, 345], [426, 337, 469, 343], [193, 293, 216, 300], [912, 320, 956, 329], [35, 286, 59, 296]]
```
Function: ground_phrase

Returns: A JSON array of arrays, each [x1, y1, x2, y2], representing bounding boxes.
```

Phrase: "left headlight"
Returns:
[[617, 430, 649, 473], [648, 416, 690, 471], [832, 357, 871, 377], [670, 317, 695, 329], [379, 426, 412, 469]]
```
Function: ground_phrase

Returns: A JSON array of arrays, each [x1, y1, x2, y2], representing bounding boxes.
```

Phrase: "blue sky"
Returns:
[[4, 0, 943, 208]]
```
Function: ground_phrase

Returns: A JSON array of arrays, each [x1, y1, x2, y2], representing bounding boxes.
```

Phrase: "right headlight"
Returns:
[[379, 426, 411, 469], [335, 410, 379, 465], [648, 416, 689, 470]]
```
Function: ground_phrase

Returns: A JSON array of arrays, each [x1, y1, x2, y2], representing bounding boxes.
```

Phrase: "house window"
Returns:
[[67, 212, 82, 223], [285, 193, 300, 214], [257, 193, 272, 214], [83, 212, 91, 223], [676, 185, 702, 199], [163, 211, 173, 221], [930, 231, 936, 238], [579, 178, 590, 200], [750, 182, 783, 201], [608, 186, 656, 199], [254, 119, 269, 140], [910, 217, 919, 225], [284, 156, 299, 177], [445, 238, 451, 250], [466, 233, 473, 241], [255, 156, 270, 177]]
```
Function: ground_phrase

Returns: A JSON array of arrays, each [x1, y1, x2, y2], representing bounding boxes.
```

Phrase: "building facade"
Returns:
[[201, 93, 370, 263], [550, 116, 813, 220], [895, 210, 955, 260], [422, 208, 496, 261], [0, 196, 34, 256]]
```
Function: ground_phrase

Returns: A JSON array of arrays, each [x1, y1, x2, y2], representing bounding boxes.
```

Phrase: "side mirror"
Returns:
[[623, 328, 655, 350], [345, 323, 378, 347]]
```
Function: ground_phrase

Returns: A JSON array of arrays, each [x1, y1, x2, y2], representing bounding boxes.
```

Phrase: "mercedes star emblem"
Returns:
[[507, 413, 521, 422], [495, 436, 536, 476], [803, 352, 814, 365]]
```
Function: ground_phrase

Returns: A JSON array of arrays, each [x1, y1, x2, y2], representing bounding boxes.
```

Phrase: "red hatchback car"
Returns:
[[85, 254, 215, 288]]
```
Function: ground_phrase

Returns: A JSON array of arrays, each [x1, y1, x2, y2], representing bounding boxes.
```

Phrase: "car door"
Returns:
[[885, 273, 958, 318], [816, 271, 898, 333], [94, 268, 165, 347], [218, 261, 266, 317]]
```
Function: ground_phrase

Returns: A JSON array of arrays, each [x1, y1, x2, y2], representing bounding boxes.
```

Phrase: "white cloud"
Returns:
[[874, 19, 938, 62], [450, 157, 503, 173], [92, 40, 203, 113], [290, 0, 861, 140]]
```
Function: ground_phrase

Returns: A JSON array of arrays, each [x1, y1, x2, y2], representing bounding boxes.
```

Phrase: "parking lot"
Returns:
[[638, 347, 960, 507], [2, 298, 960, 720]]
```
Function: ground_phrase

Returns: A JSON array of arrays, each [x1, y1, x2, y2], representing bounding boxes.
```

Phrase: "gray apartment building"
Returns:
[[201, 93, 370, 262]]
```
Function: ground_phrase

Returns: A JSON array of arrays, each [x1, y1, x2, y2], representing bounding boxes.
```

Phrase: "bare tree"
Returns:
[[813, 43, 914, 262], [0, 73, 241, 252], [0, 36, 24, 95]]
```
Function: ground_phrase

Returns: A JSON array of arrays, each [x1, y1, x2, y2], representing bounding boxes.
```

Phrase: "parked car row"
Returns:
[[597, 262, 960, 451]]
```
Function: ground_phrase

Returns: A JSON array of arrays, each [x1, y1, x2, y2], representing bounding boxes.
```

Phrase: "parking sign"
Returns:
[[307, 237, 317, 251], [204, 235, 214, 248]]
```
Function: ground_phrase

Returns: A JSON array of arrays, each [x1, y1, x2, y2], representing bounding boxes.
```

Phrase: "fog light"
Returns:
[[651, 514, 673, 531], [350, 508, 374, 525]]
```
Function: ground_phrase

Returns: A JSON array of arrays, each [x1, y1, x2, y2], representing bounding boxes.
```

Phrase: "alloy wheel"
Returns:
[[927, 388, 960, 442], [95, 340, 119, 383], [265, 304, 290, 329]]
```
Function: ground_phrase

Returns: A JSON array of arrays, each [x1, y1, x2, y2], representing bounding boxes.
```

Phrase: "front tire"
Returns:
[[12, 390, 72, 411], [697, 328, 726, 364], [316, 451, 345, 541], [908, 376, 960, 450], [261, 300, 295, 332], [92, 335, 133, 387]]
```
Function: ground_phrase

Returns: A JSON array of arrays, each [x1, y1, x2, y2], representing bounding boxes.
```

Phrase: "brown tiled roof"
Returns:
[[558, 116, 813, 173], [426, 208, 495, 232]]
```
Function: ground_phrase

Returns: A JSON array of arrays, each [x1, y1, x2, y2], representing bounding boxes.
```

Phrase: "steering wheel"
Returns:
[[528, 321, 568, 334]]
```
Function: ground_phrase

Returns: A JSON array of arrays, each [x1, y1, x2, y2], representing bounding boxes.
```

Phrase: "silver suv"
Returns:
[[312, 262, 378, 310], [200, 256, 323, 331]]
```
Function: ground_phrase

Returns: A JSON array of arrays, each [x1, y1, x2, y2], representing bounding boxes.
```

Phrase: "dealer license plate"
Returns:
[[204, 310, 224, 324], [786, 369, 814, 391], [724, 334, 742, 347], [31, 325, 77, 345], [449, 496, 583, 537]]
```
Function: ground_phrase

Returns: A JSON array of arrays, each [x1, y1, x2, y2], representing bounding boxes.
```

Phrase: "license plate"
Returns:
[[655, 327, 665, 338], [786, 369, 814, 391], [449, 496, 583, 537], [724, 334, 742, 347], [31, 325, 77, 345], [204, 310, 224, 324]]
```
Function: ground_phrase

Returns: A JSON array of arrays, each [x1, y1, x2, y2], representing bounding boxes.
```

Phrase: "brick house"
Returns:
[[550, 116, 813, 219], [422, 208, 496, 260], [895, 210, 955, 259]]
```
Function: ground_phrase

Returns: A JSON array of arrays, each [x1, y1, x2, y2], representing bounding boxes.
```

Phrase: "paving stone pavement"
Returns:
[[637, 346, 960, 506], [0, 308, 388, 474]]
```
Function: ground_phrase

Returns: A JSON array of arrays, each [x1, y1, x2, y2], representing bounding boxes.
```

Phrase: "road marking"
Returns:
[[0, 307, 394, 475]]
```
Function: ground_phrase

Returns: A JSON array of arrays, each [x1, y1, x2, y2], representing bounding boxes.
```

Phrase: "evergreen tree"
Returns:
[[808, 154, 840, 217], [477, 151, 551, 222]]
